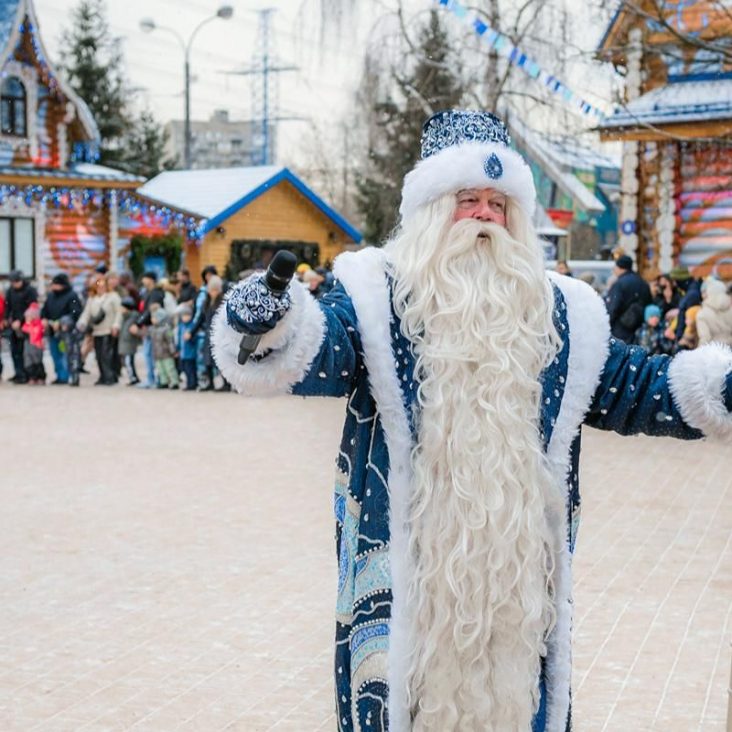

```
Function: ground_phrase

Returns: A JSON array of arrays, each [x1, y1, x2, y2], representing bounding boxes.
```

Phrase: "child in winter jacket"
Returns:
[[150, 307, 179, 389], [119, 297, 142, 385], [176, 303, 197, 390], [21, 302, 46, 384], [635, 304, 672, 355]]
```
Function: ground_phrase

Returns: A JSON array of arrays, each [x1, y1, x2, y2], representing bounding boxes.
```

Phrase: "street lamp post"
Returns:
[[140, 6, 234, 169]]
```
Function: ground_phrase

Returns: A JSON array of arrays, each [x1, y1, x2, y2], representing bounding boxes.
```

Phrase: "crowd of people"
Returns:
[[0, 261, 335, 390], [556, 255, 732, 354], [1, 253, 730, 388]]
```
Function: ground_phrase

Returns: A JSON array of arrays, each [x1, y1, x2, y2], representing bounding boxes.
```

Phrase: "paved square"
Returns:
[[0, 383, 729, 730]]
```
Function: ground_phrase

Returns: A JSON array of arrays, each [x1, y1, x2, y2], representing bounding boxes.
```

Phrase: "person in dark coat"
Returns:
[[119, 296, 142, 385], [604, 255, 651, 342], [652, 273, 680, 317], [177, 268, 198, 305], [190, 265, 218, 389], [6, 270, 38, 383], [669, 266, 702, 347], [135, 271, 165, 388], [40, 272, 82, 384], [200, 275, 230, 391]]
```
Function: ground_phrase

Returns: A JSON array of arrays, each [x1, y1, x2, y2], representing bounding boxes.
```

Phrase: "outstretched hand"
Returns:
[[225, 275, 292, 336]]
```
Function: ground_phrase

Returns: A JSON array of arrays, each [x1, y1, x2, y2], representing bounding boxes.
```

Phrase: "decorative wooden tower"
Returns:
[[597, 0, 732, 279]]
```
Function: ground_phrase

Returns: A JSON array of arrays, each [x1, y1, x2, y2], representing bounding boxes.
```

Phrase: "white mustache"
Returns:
[[449, 218, 506, 243]]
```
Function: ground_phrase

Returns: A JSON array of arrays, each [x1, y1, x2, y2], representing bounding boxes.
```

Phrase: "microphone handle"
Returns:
[[236, 250, 298, 365], [237, 332, 261, 365]]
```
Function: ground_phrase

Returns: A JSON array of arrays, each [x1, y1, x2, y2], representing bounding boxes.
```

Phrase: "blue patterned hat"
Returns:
[[420, 110, 511, 158], [400, 109, 536, 221]]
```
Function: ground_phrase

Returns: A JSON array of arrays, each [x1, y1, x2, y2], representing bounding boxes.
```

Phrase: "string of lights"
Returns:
[[0, 184, 207, 241]]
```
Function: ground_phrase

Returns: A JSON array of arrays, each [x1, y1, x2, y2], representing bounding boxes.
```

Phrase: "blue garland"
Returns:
[[0, 184, 207, 241]]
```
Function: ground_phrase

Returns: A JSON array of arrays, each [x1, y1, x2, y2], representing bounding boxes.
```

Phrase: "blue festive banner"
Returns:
[[435, 0, 607, 120]]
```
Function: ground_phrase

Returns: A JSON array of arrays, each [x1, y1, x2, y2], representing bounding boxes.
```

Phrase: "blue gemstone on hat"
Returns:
[[483, 153, 503, 179], [421, 110, 511, 159]]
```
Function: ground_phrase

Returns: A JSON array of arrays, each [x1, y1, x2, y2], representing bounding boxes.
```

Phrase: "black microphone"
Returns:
[[237, 250, 298, 365]]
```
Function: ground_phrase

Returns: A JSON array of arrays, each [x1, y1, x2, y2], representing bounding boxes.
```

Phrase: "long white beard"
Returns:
[[389, 216, 563, 731]]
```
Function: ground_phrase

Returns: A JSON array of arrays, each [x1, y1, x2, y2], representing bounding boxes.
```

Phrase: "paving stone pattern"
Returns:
[[0, 384, 729, 730]]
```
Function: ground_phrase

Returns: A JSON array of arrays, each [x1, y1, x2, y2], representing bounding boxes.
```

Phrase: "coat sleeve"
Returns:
[[110, 293, 123, 331], [695, 311, 712, 346], [70, 293, 83, 323], [604, 282, 623, 327], [76, 298, 91, 331], [212, 279, 362, 397], [585, 337, 732, 441]]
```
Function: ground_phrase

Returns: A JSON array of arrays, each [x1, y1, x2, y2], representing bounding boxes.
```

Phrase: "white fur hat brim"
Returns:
[[399, 141, 537, 222]]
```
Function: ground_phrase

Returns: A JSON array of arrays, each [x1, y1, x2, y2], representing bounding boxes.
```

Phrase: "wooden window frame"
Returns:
[[0, 216, 36, 279], [0, 77, 27, 137]]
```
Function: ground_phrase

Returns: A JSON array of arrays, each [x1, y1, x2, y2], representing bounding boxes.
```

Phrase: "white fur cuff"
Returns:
[[399, 141, 536, 222], [211, 279, 326, 396], [668, 343, 732, 440]]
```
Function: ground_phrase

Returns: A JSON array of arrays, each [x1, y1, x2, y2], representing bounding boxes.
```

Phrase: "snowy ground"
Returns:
[[1, 373, 730, 730]]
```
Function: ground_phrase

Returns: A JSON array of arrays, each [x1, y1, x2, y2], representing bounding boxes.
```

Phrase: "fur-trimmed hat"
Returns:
[[399, 110, 536, 222]]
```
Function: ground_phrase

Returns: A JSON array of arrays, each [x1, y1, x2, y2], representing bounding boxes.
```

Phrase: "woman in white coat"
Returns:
[[697, 278, 732, 347], [77, 274, 123, 385]]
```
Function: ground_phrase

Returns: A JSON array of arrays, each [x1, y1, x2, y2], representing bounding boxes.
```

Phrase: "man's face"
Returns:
[[179, 271, 190, 284], [142, 276, 154, 290], [50, 283, 63, 293], [11, 279, 22, 289], [453, 188, 507, 227]]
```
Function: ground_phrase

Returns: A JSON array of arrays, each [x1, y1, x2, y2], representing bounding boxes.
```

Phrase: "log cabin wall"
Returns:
[[677, 143, 732, 277], [638, 141, 661, 276], [42, 202, 109, 288]]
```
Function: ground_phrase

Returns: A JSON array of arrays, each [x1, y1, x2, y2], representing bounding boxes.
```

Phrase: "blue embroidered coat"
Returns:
[[212, 247, 732, 732]]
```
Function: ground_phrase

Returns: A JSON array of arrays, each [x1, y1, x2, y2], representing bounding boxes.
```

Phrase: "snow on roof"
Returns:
[[72, 163, 144, 183], [510, 120, 607, 213], [511, 117, 619, 171], [601, 79, 732, 128], [138, 166, 283, 219], [0, 163, 143, 184], [138, 166, 363, 242], [543, 136, 620, 171]]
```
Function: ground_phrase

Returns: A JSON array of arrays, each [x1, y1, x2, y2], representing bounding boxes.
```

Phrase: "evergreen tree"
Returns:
[[355, 11, 467, 243], [122, 110, 174, 179], [59, 0, 131, 167], [59, 0, 172, 178]]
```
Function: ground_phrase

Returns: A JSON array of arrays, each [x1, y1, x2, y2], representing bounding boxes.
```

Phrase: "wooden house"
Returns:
[[597, 0, 732, 278], [137, 166, 362, 283], [0, 0, 230, 292], [0, 0, 170, 291]]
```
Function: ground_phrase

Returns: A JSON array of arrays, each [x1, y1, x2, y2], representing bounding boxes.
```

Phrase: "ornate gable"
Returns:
[[0, 0, 100, 170]]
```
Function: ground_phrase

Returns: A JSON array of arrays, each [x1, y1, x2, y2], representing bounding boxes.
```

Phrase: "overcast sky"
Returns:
[[34, 0, 616, 164]]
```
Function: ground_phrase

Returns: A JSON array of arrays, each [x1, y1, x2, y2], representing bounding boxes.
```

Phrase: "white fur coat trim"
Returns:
[[668, 342, 732, 440], [333, 247, 415, 732], [544, 271, 611, 731], [399, 141, 537, 222], [211, 278, 326, 396], [333, 252, 614, 731]]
